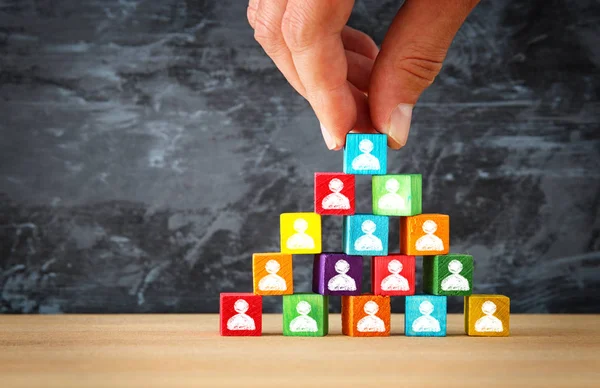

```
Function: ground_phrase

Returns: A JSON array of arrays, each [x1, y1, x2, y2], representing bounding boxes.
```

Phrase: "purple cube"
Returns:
[[312, 253, 363, 296]]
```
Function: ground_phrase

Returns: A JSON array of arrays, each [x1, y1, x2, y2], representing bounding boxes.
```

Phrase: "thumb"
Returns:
[[369, 0, 479, 149]]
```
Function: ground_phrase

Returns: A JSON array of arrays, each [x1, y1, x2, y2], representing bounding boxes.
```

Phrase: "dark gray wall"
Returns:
[[0, 0, 598, 314]]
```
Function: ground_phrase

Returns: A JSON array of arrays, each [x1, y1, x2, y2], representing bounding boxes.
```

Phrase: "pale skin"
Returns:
[[247, 0, 480, 150]]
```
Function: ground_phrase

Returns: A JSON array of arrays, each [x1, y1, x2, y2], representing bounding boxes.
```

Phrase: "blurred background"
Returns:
[[0, 0, 598, 314]]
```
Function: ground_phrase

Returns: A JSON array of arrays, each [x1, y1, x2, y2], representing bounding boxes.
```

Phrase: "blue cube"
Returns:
[[405, 295, 447, 337], [343, 214, 389, 256], [343, 133, 387, 175]]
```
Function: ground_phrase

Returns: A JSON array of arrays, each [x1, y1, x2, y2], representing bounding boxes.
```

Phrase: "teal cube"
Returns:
[[372, 174, 422, 216], [405, 295, 447, 337], [343, 133, 387, 175], [283, 294, 328, 337], [343, 214, 389, 256], [423, 254, 473, 296]]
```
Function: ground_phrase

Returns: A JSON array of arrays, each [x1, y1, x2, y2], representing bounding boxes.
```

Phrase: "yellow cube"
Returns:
[[465, 294, 510, 336], [280, 212, 322, 254]]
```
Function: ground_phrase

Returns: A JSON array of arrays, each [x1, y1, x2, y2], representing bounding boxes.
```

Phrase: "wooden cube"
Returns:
[[343, 133, 387, 175], [220, 293, 262, 336], [252, 253, 293, 295], [280, 212, 322, 254], [283, 294, 328, 337], [405, 295, 447, 337], [314, 172, 355, 215], [372, 174, 422, 216], [343, 214, 389, 256], [313, 253, 362, 296], [371, 255, 415, 296], [342, 294, 391, 337], [423, 254, 473, 296], [465, 295, 510, 337], [400, 214, 449, 255]]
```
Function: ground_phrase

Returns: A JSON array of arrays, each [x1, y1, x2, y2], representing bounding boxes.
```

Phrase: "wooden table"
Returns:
[[1, 314, 598, 387]]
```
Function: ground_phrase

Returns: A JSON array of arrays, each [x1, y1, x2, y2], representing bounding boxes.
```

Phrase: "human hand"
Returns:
[[247, 0, 479, 150]]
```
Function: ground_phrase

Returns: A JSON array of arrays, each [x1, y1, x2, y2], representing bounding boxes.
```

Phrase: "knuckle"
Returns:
[[392, 45, 445, 87], [281, 6, 315, 52], [253, 16, 284, 52]]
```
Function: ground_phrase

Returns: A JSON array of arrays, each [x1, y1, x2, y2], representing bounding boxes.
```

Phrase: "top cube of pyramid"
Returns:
[[343, 134, 387, 175]]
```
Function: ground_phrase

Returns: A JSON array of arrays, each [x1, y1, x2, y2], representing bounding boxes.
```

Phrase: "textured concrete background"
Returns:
[[0, 0, 599, 314]]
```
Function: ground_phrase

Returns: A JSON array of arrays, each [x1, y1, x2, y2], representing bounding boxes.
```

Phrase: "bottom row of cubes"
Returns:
[[220, 292, 510, 337]]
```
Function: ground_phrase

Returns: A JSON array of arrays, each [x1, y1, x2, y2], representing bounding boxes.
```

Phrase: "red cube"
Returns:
[[371, 255, 416, 296], [220, 293, 262, 336], [314, 172, 355, 215]]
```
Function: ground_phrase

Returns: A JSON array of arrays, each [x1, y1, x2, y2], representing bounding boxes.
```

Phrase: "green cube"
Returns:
[[423, 254, 473, 296], [283, 294, 328, 337], [372, 174, 422, 216]]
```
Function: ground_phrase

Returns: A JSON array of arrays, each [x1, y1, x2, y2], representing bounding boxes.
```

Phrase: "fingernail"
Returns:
[[320, 123, 339, 150], [383, 104, 413, 149]]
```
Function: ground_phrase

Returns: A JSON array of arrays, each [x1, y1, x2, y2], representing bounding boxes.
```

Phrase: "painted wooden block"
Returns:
[[341, 294, 391, 337], [465, 294, 510, 337], [343, 214, 389, 256], [372, 174, 422, 216], [314, 172, 355, 215], [371, 255, 415, 296], [280, 212, 322, 254], [283, 293, 328, 337], [312, 253, 362, 296], [423, 254, 473, 296], [405, 295, 447, 337], [220, 293, 262, 336], [400, 214, 450, 255], [252, 253, 293, 295], [343, 133, 387, 175]]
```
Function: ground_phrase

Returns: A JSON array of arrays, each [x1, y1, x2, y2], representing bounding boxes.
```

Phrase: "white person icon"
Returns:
[[227, 299, 256, 331], [258, 259, 287, 291], [322, 178, 350, 210], [286, 218, 315, 249], [327, 259, 356, 291], [354, 220, 383, 251], [475, 301, 504, 332], [377, 178, 405, 211], [415, 220, 444, 251], [289, 301, 318, 332], [351, 139, 380, 171], [411, 300, 441, 333], [381, 259, 409, 291], [441, 260, 469, 291], [357, 301, 386, 332]]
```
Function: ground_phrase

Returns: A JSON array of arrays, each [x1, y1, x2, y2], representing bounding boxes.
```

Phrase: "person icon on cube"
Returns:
[[227, 299, 256, 331], [322, 178, 351, 210], [289, 301, 318, 332], [286, 218, 315, 249], [475, 301, 504, 332], [351, 139, 380, 171], [377, 178, 405, 211], [258, 259, 287, 291], [415, 220, 444, 251], [381, 259, 410, 291], [411, 300, 441, 333], [356, 301, 386, 332], [354, 220, 383, 252], [327, 259, 357, 291], [441, 260, 469, 291]]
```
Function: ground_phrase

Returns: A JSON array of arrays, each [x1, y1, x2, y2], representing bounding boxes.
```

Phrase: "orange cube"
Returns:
[[400, 214, 449, 256], [342, 294, 390, 337], [252, 253, 293, 295]]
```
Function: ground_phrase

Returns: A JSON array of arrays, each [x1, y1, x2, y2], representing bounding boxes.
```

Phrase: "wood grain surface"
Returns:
[[1, 314, 599, 388]]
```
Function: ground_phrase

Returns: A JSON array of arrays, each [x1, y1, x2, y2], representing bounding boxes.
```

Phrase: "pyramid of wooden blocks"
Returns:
[[283, 294, 329, 337], [342, 295, 391, 337], [219, 132, 511, 338], [465, 295, 510, 336], [313, 253, 363, 296]]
